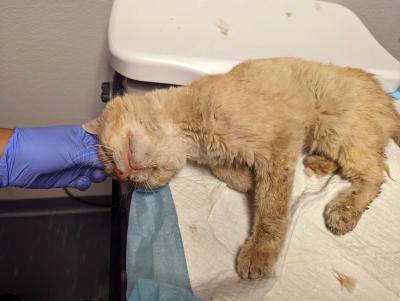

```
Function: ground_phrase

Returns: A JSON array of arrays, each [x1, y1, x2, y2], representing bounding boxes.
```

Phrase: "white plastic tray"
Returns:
[[109, 0, 400, 91]]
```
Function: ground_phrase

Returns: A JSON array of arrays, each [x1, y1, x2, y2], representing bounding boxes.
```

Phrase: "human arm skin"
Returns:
[[0, 128, 13, 159]]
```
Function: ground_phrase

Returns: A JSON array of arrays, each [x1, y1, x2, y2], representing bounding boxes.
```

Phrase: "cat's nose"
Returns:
[[115, 168, 130, 181]]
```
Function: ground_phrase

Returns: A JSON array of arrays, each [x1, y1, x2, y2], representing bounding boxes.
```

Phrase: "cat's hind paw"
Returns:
[[324, 201, 361, 235]]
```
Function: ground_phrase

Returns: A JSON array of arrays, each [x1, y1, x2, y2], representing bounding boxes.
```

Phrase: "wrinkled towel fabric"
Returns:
[[168, 139, 400, 300]]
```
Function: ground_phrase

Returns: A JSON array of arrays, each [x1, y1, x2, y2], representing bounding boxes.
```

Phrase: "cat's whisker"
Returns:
[[72, 149, 113, 166], [73, 162, 93, 175], [98, 148, 114, 155], [73, 150, 105, 163], [77, 159, 101, 172], [73, 160, 105, 176], [83, 164, 99, 176], [96, 143, 114, 150], [99, 149, 115, 156], [98, 151, 115, 157], [88, 144, 114, 155], [124, 191, 131, 203], [98, 158, 114, 164], [144, 180, 155, 194], [126, 183, 134, 195], [74, 149, 99, 157]]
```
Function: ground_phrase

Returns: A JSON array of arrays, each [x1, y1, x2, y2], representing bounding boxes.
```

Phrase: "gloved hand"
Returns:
[[0, 125, 106, 190]]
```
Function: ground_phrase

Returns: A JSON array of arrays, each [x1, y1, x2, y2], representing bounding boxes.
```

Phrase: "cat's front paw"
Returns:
[[236, 241, 276, 279], [324, 201, 361, 235]]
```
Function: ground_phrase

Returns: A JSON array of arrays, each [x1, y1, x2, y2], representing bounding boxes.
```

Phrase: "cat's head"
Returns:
[[84, 93, 187, 189]]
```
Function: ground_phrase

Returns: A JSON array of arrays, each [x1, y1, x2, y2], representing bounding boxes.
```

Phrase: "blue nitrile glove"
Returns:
[[0, 125, 106, 190]]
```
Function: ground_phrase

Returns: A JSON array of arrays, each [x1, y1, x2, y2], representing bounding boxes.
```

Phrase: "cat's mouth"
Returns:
[[114, 167, 150, 181]]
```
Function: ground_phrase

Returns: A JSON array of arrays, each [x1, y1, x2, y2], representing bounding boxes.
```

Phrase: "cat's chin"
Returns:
[[110, 168, 176, 189], [128, 179, 168, 190], [143, 169, 179, 189], [131, 182, 166, 190]]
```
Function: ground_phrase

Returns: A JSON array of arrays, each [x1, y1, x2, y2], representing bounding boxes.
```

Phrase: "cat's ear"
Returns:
[[83, 117, 101, 135]]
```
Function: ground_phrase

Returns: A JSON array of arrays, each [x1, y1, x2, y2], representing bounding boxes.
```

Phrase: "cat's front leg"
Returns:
[[211, 165, 253, 193], [236, 155, 296, 279]]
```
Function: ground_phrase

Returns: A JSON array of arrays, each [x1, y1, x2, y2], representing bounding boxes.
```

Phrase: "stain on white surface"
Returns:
[[215, 19, 230, 36]]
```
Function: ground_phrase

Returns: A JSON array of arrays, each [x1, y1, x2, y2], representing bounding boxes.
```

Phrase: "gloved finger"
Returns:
[[73, 129, 105, 169], [90, 168, 107, 183], [27, 166, 97, 189], [73, 149, 104, 170], [69, 167, 107, 189], [69, 176, 91, 191]]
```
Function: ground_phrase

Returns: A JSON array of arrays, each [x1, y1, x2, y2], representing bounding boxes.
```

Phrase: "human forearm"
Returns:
[[0, 128, 13, 158]]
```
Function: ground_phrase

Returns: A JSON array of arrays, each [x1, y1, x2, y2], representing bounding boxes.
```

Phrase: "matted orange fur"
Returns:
[[84, 58, 400, 279]]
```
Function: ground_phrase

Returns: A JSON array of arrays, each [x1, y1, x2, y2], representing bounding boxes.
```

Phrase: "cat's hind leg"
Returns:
[[304, 154, 339, 177], [211, 165, 253, 192], [324, 148, 385, 235]]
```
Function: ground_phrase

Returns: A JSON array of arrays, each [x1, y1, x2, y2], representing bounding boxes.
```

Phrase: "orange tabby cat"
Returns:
[[84, 58, 400, 279]]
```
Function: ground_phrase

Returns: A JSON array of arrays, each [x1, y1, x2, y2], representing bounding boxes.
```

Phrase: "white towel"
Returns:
[[169, 139, 400, 300]]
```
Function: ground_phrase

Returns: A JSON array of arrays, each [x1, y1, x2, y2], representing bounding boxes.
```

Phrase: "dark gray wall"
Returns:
[[326, 0, 400, 61]]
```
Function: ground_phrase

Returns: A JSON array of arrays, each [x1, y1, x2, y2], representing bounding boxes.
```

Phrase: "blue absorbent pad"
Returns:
[[126, 185, 202, 301], [390, 90, 400, 100], [128, 279, 201, 301]]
